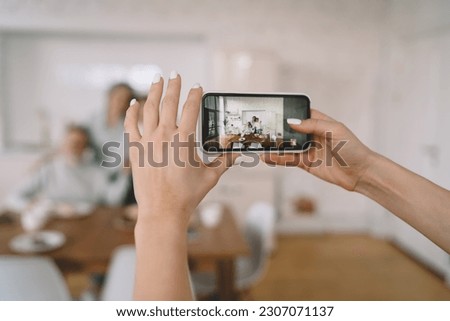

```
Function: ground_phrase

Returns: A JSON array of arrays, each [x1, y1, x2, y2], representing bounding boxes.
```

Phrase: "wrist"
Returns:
[[354, 151, 387, 196], [135, 206, 192, 232]]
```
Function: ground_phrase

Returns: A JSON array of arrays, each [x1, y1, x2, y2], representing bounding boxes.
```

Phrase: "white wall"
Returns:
[[2, 35, 207, 147], [371, 0, 450, 277], [0, 0, 388, 231]]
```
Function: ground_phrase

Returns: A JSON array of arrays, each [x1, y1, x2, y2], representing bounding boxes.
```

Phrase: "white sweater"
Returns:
[[7, 156, 129, 211]]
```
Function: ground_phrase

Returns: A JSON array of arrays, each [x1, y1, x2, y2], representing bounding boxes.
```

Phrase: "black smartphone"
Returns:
[[200, 92, 311, 153]]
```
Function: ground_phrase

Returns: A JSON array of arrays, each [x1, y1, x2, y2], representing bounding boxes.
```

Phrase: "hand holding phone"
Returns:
[[201, 92, 311, 153]]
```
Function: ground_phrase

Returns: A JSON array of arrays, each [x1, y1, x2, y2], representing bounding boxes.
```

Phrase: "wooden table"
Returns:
[[0, 206, 249, 300], [0, 207, 134, 273], [189, 206, 250, 300]]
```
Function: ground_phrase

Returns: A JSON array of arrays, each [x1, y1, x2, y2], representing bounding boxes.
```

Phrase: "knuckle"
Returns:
[[144, 101, 158, 112], [162, 96, 176, 107]]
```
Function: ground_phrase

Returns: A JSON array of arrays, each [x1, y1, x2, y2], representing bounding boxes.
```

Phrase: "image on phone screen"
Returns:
[[201, 93, 311, 152]]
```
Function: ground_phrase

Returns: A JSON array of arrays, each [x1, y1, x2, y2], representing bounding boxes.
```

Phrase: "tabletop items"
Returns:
[[0, 205, 249, 300], [9, 230, 66, 254]]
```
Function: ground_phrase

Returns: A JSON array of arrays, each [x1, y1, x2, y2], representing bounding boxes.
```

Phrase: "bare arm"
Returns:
[[124, 72, 236, 300], [356, 152, 450, 252], [263, 109, 450, 253], [134, 216, 191, 300]]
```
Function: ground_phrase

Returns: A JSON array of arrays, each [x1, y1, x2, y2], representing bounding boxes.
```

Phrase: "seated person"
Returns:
[[6, 125, 130, 215], [240, 122, 253, 139]]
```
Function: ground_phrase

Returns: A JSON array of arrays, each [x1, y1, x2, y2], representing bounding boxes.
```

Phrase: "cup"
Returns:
[[20, 200, 52, 233]]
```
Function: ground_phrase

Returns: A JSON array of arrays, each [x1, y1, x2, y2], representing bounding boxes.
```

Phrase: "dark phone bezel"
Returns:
[[201, 92, 311, 153]]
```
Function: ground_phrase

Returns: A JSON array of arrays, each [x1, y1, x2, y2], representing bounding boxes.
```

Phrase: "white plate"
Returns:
[[9, 230, 66, 254]]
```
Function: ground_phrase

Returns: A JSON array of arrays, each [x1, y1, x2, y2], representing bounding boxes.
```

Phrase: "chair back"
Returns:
[[101, 245, 136, 301], [244, 202, 276, 271], [101, 245, 196, 300], [0, 256, 71, 300]]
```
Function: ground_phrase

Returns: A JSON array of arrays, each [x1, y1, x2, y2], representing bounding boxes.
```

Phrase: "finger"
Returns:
[[288, 117, 337, 138], [260, 153, 304, 167], [124, 99, 142, 142], [143, 73, 164, 135], [179, 83, 202, 133], [160, 71, 181, 129], [310, 108, 336, 121], [207, 153, 240, 176]]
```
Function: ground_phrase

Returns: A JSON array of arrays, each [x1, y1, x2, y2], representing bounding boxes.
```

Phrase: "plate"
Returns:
[[9, 230, 66, 254]]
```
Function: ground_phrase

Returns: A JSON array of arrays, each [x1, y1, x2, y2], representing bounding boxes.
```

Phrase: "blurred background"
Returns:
[[0, 0, 449, 300]]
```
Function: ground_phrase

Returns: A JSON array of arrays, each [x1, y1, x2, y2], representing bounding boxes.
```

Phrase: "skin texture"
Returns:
[[125, 73, 450, 300], [262, 110, 375, 192], [262, 110, 450, 253], [124, 74, 237, 300]]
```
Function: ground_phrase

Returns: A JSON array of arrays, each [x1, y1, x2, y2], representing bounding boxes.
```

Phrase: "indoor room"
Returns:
[[0, 0, 450, 302]]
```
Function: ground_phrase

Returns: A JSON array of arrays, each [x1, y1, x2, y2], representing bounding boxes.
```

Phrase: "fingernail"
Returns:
[[192, 83, 201, 89], [287, 118, 302, 125], [129, 98, 137, 106], [152, 73, 161, 84], [169, 70, 178, 80]]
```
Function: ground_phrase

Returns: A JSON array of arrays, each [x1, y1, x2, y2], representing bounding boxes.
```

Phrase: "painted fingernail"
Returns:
[[129, 98, 137, 106], [152, 73, 161, 84], [169, 70, 178, 80], [192, 83, 201, 89], [287, 118, 302, 125]]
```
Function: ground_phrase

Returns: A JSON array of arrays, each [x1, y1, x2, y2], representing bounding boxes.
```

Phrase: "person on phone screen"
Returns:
[[125, 72, 450, 300]]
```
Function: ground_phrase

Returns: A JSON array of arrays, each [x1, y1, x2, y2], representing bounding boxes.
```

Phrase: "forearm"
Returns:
[[356, 153, 450, 252], [134, 213, 192, 300]]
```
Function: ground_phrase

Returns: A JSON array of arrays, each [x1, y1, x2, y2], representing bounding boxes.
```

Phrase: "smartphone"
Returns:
[[200, 92, 311, 153]]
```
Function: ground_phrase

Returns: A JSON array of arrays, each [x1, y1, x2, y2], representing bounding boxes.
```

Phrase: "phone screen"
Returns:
[[201, 93, 311, 152]]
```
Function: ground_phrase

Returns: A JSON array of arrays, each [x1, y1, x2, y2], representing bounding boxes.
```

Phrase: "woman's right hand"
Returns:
[[262, 109, 378, 191]]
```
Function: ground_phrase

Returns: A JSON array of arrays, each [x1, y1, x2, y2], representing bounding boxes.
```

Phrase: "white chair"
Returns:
[[101, 245, 136, 301], [192, 202, 276, 297], [101, 245, 197, 300], [0, 256, 71, 300]]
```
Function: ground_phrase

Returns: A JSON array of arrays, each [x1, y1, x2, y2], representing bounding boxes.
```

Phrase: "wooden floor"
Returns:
[[250, 235, 450, 300], [67, 234, 450, 300]]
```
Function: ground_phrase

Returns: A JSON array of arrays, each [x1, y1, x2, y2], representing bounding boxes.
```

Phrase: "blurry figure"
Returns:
[[86, 83, 135, 206], [6, 125, 130, 217], [87, 83, 134, 166]]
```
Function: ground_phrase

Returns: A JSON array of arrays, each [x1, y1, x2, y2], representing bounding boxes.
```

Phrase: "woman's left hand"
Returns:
[[124, 72, 237, 227]]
